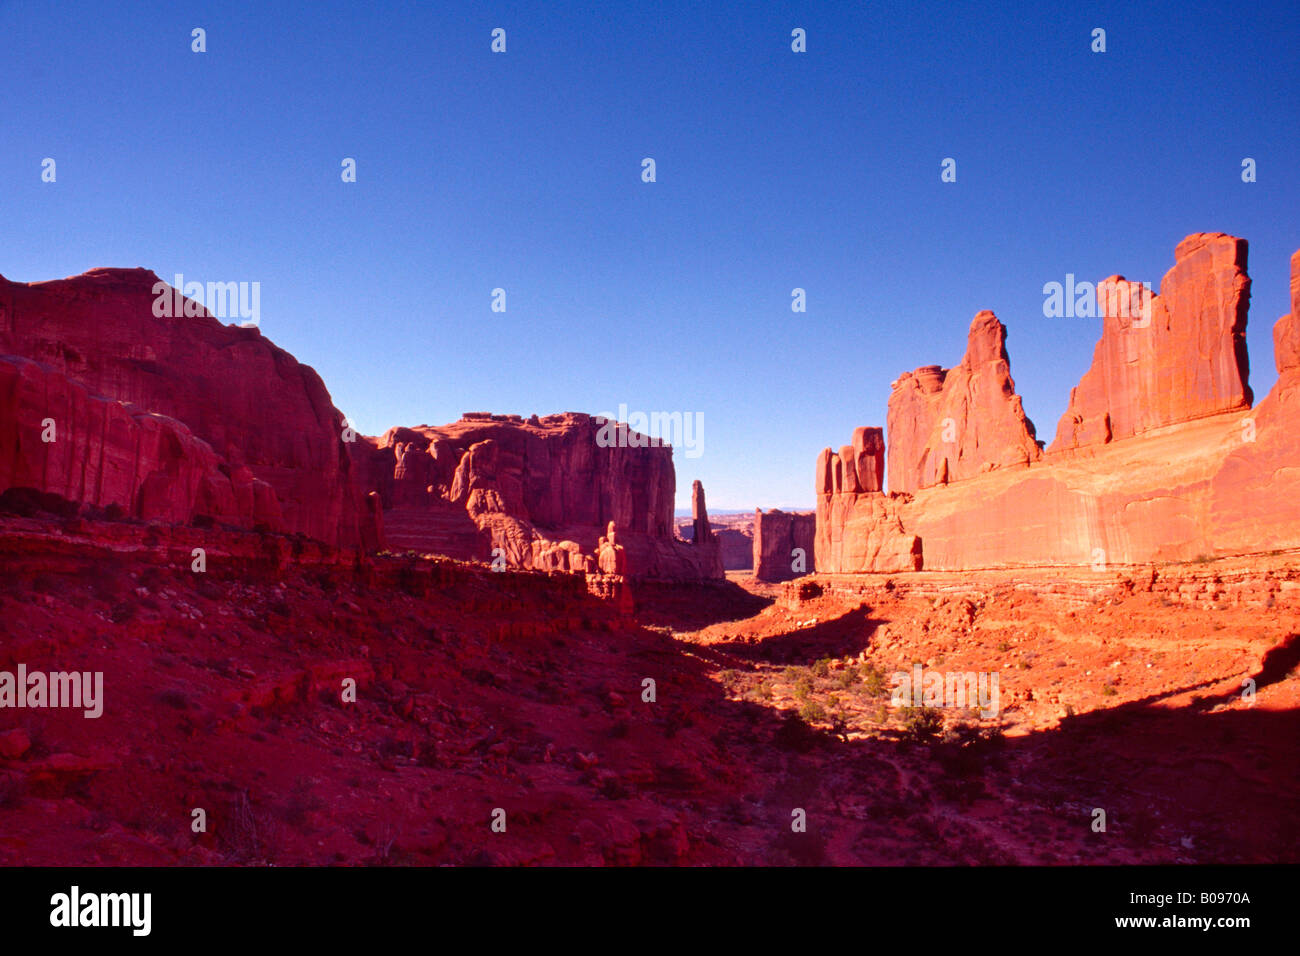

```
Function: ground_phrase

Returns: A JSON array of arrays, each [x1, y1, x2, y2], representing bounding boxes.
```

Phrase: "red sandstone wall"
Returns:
[[0, 268, 373, 547], [353, 413, 723, 580], [815, 235, 1300, 572], [753, 509, 817, 582]]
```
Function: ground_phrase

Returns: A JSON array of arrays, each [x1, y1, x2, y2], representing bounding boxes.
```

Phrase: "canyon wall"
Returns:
[[753, 509, 816, 582], [352, 412, 724, 580], [0, 268, 373, 547], [816, 234, 1300, 572], [1051, 233, 1253, 451]]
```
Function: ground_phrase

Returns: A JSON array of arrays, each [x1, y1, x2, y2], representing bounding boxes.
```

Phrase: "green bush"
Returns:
[[861, 663, 888, 697], [899, 705, 944, 740], [799, 701, 827, 722]]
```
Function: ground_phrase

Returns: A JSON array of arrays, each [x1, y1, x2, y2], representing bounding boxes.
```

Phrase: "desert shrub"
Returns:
[[861, 663, 888, 697], [0, 775, 26, 810], [773, 712, 819, 752], [899, 705, 944, 740], [155, 688, 190, 710], [800, 701, 827, 722], [280, 777, 324, 827]]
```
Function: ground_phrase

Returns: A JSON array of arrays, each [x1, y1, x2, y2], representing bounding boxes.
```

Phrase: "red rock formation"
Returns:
[[596, 521, 629, 575], [815, 489, 922, 573], [887, 311, 1041, 494], [353, 413, 723, 580], [753, 508, 816, 582], [852, 426, 885, 493], [0, 268, 375, 548], [1272, 250, 1300, 374], [1051, 233, 1252, 452], [675, 512, 754, 570], [817, 235, 1300, 572], [0, 355, 280, 528], [1208, 249, 1300, 555], [691, 480, 713, 543], [816, 422, 922, 573]]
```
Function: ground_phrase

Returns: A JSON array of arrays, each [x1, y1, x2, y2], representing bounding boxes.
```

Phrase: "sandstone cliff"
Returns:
[[1051, 233, 1252, 452], [816, 234, 1300, 572], [352, 412, 723, 580], [753, 509, 817, 582], [887, 311, 1042, 494], [0, 268, 374, 547]]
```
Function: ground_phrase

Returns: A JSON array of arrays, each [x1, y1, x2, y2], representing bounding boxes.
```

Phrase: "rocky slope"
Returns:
[[1, 512, 1293, 865]]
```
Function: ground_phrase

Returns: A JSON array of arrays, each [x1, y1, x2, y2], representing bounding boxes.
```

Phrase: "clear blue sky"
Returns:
[[2, 0, 1297, 509]]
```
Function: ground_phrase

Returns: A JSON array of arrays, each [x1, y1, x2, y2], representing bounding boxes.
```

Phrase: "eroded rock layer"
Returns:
[[352, 412, 723, 580], [887, 311, 1042, 494], [817, 234, 1300, 572], [0, 268, 373, 547]]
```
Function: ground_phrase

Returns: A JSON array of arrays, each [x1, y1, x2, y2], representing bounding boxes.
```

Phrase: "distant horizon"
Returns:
[[673, 506, 813, 517]]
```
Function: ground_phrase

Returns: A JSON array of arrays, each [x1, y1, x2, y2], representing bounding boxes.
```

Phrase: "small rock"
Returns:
[[0, 729, 31, 760]]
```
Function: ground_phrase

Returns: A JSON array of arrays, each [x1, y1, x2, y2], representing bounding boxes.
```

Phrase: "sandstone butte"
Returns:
[[351, 413, 723, 581], [0, 268, 721, 581], [815, 233, 1300, 572]]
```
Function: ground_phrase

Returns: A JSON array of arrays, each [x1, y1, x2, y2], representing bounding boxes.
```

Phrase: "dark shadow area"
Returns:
[[711, 605, 883, 665], [631, 579, 772, 630], [1188, 632, 1300, 710], [1252, 632, 1300, 689]]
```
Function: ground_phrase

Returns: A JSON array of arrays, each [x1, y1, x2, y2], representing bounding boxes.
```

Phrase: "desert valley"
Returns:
[[0, 232, 1296, 866]]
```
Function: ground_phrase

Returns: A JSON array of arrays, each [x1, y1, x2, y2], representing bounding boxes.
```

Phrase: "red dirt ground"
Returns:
[[1, 517, 1297, 865]]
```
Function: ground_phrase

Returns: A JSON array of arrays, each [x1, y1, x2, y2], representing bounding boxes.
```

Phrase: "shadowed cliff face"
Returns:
[[0, 268, 370, 548]]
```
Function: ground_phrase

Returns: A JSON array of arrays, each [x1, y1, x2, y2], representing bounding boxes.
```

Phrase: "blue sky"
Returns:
[[2, 0, 1297, 509]]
